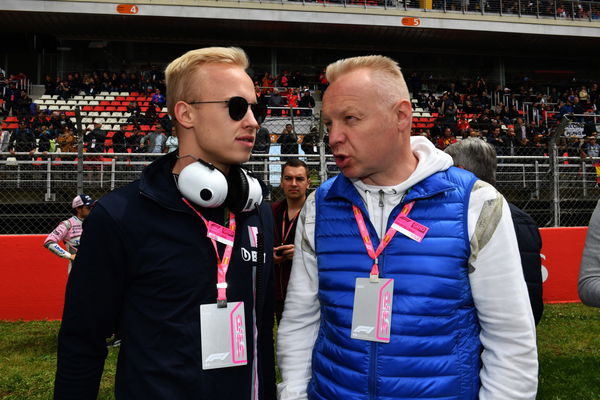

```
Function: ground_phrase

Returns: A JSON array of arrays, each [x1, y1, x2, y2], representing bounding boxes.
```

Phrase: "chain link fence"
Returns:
[[1, 112, 599, 234]]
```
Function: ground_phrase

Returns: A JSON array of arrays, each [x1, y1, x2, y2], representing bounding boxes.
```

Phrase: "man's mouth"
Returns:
[[236, 136, 255, 146]]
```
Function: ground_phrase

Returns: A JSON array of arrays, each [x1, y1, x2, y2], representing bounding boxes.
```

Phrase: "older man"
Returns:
[[55, 47, 275, 400], [277, 56, 537, 400], [445, 138, 544, 325]]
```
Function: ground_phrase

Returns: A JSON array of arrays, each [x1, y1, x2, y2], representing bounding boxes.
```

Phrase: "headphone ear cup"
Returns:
[[226, 166, 263, 213], [226, 166, 250, 213], [178, 162, 228, 208]]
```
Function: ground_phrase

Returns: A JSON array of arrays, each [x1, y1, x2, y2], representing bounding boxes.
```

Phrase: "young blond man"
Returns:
[[55, 47, 276, 400]]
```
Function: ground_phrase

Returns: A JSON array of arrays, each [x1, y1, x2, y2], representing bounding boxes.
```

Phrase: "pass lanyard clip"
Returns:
[[353, 201, 415, 282], [183, 198, 236, 307]]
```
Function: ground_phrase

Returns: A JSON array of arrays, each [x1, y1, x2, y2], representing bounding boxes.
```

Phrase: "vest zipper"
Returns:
[[369, 342, 377, 399], [378, 190, 385, 240]]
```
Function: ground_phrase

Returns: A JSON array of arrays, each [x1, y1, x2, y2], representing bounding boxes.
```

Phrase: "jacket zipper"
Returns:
[[369, 341, 377, 399], [371, 189, 384, 400]]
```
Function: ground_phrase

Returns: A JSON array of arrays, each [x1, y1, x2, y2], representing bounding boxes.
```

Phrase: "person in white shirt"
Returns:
[[276, 55, 538, 400]]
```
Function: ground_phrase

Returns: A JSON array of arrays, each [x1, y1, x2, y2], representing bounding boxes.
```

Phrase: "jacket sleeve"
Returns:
[[579, 200, 600, 307], [467, 182, 538, 400], [276, 192, 320, 400], [509, 203, 544, 325], [44, 221, 72, 259], [54, 204, 128, 400]]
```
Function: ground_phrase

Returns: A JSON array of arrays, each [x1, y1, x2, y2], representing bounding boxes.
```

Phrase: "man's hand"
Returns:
[[274, 244, 294, 263], [70, 254, 76, 261]]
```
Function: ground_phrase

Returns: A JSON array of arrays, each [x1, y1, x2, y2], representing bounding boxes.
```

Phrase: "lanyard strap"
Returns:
[[182, 198, 236, 305], [353, 201, 415, 281], [281, 208, 299, 245]]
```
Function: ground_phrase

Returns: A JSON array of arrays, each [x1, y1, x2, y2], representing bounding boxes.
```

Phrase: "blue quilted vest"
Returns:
[[308, 167, 481, 400]]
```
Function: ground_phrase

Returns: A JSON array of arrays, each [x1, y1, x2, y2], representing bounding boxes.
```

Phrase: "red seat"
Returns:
[[93, 106, 105, 112], [5, 116, 18, 122], [116, 96, 126, 101], [106, 106, 116, 111], [100, 101, 110, 106], [117, 106, 127, 111], [83, 106, 93, 111]]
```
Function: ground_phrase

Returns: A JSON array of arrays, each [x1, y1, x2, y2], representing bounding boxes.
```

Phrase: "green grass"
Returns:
[[0, 321, 118, 400], [1, 303, 599, 399], [536, 303, 600, 400]]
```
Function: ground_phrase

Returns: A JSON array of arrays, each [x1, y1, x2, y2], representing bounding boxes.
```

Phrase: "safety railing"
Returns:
[[1, 145, 599, 233], [240, 0, 600, 22]]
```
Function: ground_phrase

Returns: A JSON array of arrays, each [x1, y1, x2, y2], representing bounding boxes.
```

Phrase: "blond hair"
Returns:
[[325, 55, 410, 104], [165, 47, 249, 118]]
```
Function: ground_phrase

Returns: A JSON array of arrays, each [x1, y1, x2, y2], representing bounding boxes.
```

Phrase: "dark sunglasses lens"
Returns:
[[251, 104, 267, 123], [228, 97, 249, 121]]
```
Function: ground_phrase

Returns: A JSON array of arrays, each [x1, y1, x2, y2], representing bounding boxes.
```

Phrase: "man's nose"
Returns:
[[328, 124, 343, 147]]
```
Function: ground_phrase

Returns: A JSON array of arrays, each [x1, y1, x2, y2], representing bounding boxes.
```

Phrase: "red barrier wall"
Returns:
[[0, 228, 588, 320], [540, 227, 587, 303], [0, 235, 68, 321]]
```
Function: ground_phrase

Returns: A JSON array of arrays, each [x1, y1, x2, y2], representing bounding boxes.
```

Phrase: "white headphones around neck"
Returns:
[[177, 159, 263, 213]]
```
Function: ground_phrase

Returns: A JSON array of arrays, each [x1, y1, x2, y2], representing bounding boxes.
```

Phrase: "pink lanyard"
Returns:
[[352, 201, 415, 281], [183, 198, 236, 305], [281, 209, 299, 246]]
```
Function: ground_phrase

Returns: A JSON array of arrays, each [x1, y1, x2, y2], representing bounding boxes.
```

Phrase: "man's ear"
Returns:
[[174, 101, 194, 129], [394, 99, 413, 132]]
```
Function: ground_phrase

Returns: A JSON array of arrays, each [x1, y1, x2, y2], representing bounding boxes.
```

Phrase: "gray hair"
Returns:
[[444, 138, 497, 185]]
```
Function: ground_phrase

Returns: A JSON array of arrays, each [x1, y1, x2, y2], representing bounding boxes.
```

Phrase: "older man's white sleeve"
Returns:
[[276, 192, 320, 400], [468, 181, 538, 400]]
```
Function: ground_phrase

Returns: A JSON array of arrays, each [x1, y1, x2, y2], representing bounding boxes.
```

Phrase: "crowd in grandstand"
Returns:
[[1, 68, 600, 159]]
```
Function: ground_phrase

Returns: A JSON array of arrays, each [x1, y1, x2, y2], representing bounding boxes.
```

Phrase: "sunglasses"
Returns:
[[187, 96, 267, 122]]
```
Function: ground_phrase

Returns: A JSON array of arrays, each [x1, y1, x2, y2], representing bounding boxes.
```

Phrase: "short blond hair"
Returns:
[[325, 55, 410, 104], [165, 47, 249, 118]]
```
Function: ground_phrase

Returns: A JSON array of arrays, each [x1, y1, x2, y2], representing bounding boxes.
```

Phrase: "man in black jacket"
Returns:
[[445, 138, 544, 324], [8, 121, 36, 159], [54, 47, 276, 400]]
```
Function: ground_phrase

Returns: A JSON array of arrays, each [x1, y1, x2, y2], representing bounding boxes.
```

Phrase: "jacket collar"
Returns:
[[325, 171, 457, 211], [139, 151, 270, 216], [139, 150, 193, 214]]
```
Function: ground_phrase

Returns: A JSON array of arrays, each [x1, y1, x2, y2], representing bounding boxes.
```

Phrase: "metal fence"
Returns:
[[1, 115, 599, 234], [237, 0, 600, 22]]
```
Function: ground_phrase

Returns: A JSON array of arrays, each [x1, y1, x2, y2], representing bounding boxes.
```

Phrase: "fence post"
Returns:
[[318, 111, 328, 184], [549, 116, 569, 227], [111, 158, 117, 191], [45, 157, 54, 201], [534, 160, 540, 199], [582, 161, 587, 197], [551, 143, 560, 227], [75, 106, 84, 194]]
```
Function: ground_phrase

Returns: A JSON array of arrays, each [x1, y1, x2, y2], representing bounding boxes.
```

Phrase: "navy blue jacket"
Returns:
[[54, 151, 276, 400]]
